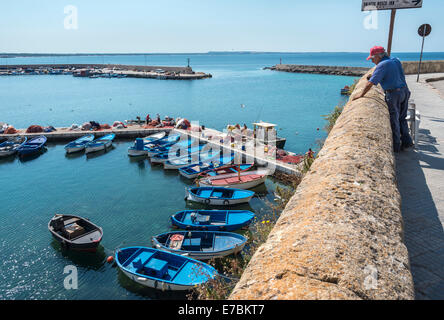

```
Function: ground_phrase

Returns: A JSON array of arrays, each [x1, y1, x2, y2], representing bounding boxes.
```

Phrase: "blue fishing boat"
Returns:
[[0, 136, 27, 157], [64, 134, 95, 154], [147, 137, 193, 157], [145, 132, 180, 148], [84, 133, 115, 154], [150, 143, 204, 164], [16, 135, 47, 156], [115, 246, 217, 291], [179, 160, 251, 180], [185, 186, 255, 206], [163, 149, 224, 170], [171, 210, 255, 231], [152, 231, 247, 260]]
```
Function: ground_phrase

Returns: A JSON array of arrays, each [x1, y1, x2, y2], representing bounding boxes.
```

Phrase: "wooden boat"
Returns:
[[17, 135, 47, 156], [150, 143, 203, 164], [152, 231, 247, 260], [140, 131, 166, 144], [163, 150, 224, 170], [178, 157, 244, 179], [194, 163, 254, 180], [115, 246, 217, 291], [171, 210, 255, 231], [0, 136, 27, 157], [145, 133, 181, 149], [48, 214, 103, 252], [147, 137, 193, 158], [198, 169, 269, 190], [129, 133, 180, 157], [84, 133, 115, 154], [185, 186, 255, 206], [64, 134, 95, 154]]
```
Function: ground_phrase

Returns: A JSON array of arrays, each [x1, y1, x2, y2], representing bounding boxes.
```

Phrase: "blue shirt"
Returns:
[[369, 56, 407, 91]]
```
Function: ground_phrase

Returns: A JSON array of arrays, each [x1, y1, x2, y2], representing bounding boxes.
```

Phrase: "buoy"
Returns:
[[106, 256, 114, 264]]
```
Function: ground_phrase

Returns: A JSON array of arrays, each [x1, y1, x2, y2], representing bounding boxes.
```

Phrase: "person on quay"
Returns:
[[353, 46, 414, 153]]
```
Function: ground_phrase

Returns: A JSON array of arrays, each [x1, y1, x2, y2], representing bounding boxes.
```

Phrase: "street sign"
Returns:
[[362, 0, 423, 11], [417, 23, 432, 82], [418, 23, 432, 37]]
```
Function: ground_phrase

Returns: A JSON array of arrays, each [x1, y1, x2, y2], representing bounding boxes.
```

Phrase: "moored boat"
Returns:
[[85, 133, 115, 154], [64, 134, 95, 154], [115, 246, 217, 291], [163, 150, 223, 170], [194, 163, 254, 180], [198, 169, 269, 190], [150, 143, 204, 164], [16, 135, 47, 156], [152, 231, 247, 260], [171, 210, 255, 231], [0, 136, 27, 157], [48, 214, 103, 252], [185, 186, 255, 206], [178, 158, 245, 179]]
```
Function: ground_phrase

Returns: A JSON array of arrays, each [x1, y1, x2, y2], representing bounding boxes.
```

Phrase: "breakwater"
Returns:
[[0, 64, 212, 80], [229, 68, 414, 299], [266, 60, 444, 77]]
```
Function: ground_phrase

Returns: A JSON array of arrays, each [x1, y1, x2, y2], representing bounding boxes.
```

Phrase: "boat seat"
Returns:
[[226, 177, 241, 183], [192, 214, 210, 224], [131, 251, 154, 271], [212, 179, 228, 186], [182, 238, 201, 250], [210, 191, 224, 198], [145, 258, 168, 278]]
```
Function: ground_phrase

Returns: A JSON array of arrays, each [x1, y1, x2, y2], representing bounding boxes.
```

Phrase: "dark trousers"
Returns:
[[385, 87, 413, 152]]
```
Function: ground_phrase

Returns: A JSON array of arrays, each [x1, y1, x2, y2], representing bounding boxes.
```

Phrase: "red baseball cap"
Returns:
[[367, 46, 386, 60]]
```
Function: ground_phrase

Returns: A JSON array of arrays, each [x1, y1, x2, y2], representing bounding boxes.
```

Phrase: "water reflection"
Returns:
[[18, 147, 47, 162], [50, 240, 107, 271]]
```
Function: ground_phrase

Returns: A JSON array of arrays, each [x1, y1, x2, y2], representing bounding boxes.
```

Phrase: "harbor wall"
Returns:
[[268, 60, 444, 76], [229, 68, 415, 300]]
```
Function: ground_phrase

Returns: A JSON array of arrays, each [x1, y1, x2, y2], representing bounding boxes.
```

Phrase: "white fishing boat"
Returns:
[[85, 134, 115, 154]]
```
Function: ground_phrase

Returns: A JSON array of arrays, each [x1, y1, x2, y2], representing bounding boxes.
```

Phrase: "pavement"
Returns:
[[395, 73, 444, 299]]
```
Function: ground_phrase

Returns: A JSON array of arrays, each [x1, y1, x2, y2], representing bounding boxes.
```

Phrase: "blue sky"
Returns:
[[1, 0, 443, 53]]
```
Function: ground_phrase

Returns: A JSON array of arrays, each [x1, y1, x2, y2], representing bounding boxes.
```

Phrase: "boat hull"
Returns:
[[199, 175, 267, 190], [85, 141, 112, 154], [185, 190, 253, 205]]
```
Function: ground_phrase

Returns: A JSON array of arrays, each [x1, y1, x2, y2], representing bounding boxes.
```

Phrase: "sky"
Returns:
[[1, 0, 443, 53]]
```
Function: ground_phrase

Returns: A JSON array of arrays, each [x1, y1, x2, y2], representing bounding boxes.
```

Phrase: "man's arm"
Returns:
[[352, 80, 374, 101]]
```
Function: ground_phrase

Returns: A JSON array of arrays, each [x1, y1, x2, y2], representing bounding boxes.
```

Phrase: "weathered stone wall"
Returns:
[[229, 69, 414, 300], [267, 60, 444, 76]]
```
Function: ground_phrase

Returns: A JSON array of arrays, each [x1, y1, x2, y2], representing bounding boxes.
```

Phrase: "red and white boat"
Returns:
[[196, 163, 254, 179], [197, 169, 270, 190]]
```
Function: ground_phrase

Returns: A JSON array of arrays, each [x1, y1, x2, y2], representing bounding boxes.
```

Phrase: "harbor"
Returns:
[[0, 64, 212, 80]]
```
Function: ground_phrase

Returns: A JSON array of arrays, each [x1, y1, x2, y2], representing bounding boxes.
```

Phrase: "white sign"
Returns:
[[362, 0, 423, 11]]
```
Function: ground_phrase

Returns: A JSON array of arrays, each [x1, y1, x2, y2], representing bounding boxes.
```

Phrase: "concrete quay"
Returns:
[[396, 73, 444, 299]]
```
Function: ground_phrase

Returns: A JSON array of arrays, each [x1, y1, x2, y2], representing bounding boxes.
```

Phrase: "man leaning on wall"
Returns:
[[353, 46, 414, 153]]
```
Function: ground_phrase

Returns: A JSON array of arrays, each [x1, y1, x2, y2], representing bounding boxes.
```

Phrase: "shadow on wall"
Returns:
[[395, 128, 444, 300]]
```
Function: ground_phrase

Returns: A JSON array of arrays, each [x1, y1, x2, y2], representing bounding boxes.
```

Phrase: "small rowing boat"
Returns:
[[198, 169, 269, 190], [185, 186, 255, 206], [48, 214, 103, 252], [150, 143, 204, 164], [194, 163, 254, 180], [163, 150, 224, 170], [64, 134, 95, 154], [115, 246, 217, 291], [176, 155, 237, 178], [171, 210, 255, 231], [84, 134, 115, 154], [152, 231, 247, 260], [0, 136, 27, 157], [16, 135, 47, 156]]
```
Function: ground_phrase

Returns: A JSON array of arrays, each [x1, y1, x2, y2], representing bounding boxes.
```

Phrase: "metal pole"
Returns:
[[387, 9, 396, 56], [417, 33, 426, 82]]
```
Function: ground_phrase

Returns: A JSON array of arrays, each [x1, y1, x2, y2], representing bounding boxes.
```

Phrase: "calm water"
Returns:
[[1, 52, 444, 300]]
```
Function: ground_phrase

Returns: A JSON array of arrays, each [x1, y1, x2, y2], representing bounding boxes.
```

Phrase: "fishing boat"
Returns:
[[84, 133, 115, 154], [115, 246, 217, 291], [147, 137, 192, 158], [127, 138, 150, 157], [194, 163, 254, 180], [185, 186, 255, 206], [163, 150, 225, 170], [178, 158, 245, 179], [198, 169, 269, 190], [150, 143, 204, 164], [145, 133, 181, 149], [0, 136, 27, 157], [64, 134, 95, 154], [171, 210, 255, 231], [152, 231, 247, 260], [48, 214, 103, 252], [16, 135, 47, 156]]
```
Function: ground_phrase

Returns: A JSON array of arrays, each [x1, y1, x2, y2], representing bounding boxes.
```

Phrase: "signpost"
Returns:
[[417, 24, 432, 82], [362, 0, 423, 55]]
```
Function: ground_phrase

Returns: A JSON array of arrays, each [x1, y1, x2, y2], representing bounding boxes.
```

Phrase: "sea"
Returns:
[[0, 52, 443, 299]]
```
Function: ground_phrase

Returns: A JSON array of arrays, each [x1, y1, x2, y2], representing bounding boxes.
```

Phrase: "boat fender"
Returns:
[[204, 199, 210, 205], [106, 256, 114, 263], [219, 226, 226, 231], [223, 200, 230, 205]]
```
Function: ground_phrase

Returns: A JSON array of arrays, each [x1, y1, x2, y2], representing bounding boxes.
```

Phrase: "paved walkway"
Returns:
[[396, 73, 444, 299]]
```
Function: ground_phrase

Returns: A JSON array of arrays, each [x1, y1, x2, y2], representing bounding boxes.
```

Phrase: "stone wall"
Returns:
[[229, 69, 414, 300], [267, 60, 444, 76]]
